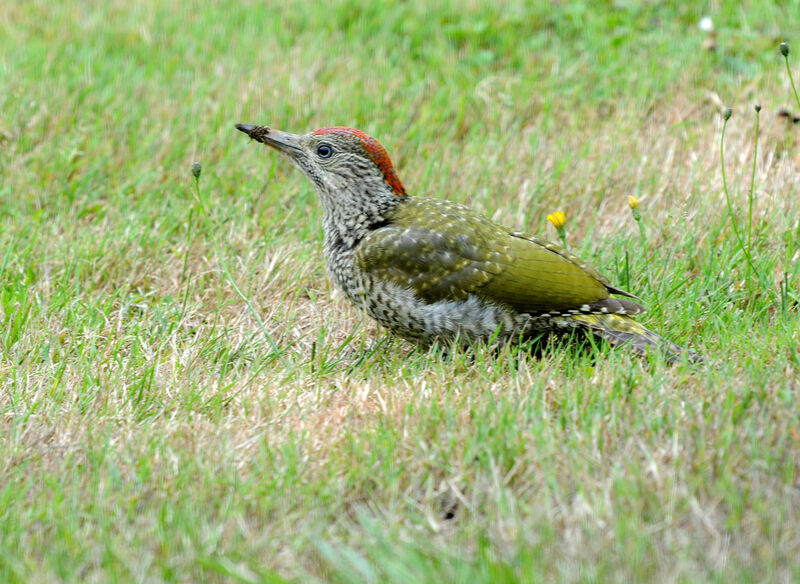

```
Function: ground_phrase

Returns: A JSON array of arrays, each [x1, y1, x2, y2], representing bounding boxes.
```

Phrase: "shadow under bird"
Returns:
[[236, 123, 701, 363]]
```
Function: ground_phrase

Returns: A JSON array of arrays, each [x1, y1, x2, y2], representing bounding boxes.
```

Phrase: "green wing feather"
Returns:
[[355, 198, 635, 312]]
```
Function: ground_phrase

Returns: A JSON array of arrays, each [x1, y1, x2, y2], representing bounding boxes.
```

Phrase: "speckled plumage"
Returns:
[[235, 123, 701, 363]]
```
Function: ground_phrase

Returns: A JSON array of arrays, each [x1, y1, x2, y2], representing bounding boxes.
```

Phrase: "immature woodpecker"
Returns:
[[236, 124, 700, 363]]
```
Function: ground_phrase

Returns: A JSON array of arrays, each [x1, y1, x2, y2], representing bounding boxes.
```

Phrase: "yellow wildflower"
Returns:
[[547, 211, 568, 248], [628, 195, 645, 242], [546, 211, 565, 229]]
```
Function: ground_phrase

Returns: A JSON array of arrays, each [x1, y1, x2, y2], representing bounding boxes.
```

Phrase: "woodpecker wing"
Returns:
[[355, 198, 642, 314]]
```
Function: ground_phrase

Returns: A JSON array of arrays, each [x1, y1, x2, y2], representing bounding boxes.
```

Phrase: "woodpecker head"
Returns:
[[236, 124, 408, 246], [236, 123, 406, 201]]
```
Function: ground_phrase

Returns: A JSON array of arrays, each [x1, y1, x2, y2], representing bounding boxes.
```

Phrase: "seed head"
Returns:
[[755, 104, 761, 113], [780, 42, 790, 57], [723, 108, 732, 121], [191, 161, 202, 179]]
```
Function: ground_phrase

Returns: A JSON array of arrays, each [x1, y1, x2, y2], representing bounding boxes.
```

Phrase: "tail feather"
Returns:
[[570, 313, 702, 364]]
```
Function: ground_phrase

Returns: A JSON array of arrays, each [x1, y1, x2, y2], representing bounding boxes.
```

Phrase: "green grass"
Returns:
[[2, 1, 800, 582]]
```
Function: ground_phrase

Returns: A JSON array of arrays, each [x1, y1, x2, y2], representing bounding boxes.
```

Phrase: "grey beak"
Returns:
[[235, 124, 303, 153]]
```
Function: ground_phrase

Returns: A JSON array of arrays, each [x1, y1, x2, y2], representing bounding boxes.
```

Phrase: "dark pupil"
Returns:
[[317, 144, 332, 158]]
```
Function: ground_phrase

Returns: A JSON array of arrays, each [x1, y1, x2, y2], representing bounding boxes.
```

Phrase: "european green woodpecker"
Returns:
[[236, 124, 700, 363]]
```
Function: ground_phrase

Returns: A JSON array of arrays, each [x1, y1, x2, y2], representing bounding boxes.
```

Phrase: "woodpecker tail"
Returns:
[[570, 313, 702, 364]]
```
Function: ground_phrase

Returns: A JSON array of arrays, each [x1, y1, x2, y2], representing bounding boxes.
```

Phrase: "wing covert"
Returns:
[[354, 198, 638, 312]]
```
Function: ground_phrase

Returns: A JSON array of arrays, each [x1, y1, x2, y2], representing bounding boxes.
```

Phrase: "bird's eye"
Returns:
[[317, 143, 333, 158]]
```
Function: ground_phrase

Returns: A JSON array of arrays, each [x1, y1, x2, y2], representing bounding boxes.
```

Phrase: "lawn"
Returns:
[[2, 1, 800, 582]]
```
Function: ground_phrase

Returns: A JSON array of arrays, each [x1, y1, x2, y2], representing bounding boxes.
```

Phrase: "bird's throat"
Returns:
[[319, 184, 403, 251]]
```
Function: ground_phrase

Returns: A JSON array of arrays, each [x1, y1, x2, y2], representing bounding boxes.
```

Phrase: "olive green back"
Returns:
[[355, 197, 615, 312]]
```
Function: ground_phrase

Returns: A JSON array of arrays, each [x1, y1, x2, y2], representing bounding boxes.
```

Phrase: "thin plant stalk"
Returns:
[[719, 109, 759, 283], [781, 42, 800, 109], [746, 105, 760, 282], [191, 164, 290, 370], [179, 207, 194, 320]]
